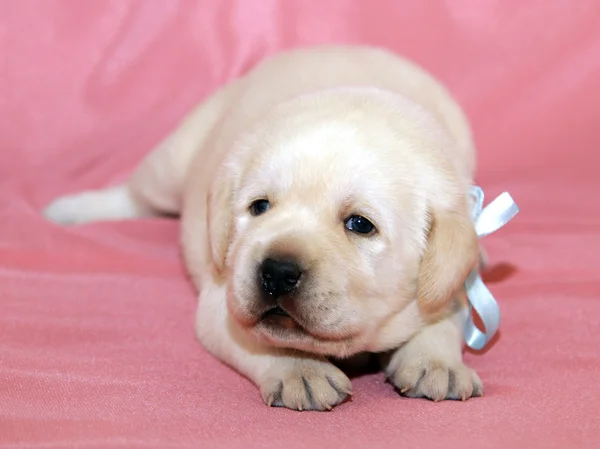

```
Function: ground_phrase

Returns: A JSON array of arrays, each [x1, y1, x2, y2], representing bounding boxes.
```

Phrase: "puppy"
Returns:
[[44, 45, 483, 411]]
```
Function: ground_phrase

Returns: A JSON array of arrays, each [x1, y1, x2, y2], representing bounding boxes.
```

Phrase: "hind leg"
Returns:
[[43, 184, 159, 225], [43, 134, 185, 226], [43, 82, 236, 226]]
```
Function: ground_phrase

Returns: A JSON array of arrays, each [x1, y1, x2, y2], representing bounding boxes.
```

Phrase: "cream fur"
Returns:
[[44, 45, 482, 410]]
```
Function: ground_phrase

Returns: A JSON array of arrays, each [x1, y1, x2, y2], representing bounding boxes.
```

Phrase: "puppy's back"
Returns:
[[224, 45, 475, 177], [168, 46, 476, 192]]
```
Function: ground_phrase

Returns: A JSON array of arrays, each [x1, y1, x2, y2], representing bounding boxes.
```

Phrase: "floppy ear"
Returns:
[[418, 196, 479, 315], [206, 172, 234, 277]]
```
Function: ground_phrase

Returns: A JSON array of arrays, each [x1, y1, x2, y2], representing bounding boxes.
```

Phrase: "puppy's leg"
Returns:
[[43, 128, 198, 226], [43, 185, 153, 225], [45, 118, 197, 225], [197, 280, 352, 411], [44, 83, 236, 226], [383, 305, 483, 401]]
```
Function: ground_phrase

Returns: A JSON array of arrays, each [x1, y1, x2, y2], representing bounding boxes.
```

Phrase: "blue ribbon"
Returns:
[[464, 186, 519, 350]]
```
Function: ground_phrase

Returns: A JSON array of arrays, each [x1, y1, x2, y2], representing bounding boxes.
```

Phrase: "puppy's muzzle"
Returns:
[[260, 258, 302, 298]]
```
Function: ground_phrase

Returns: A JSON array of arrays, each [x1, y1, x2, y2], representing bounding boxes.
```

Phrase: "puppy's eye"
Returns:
[[344, 215, 375, 235], [250, 199, 271, 216]]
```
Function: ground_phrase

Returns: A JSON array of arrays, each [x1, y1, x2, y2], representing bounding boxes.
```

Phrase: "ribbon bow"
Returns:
[[464, 186, 519, 350]]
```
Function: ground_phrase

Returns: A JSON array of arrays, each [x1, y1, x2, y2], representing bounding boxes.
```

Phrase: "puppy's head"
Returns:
[[208, 89, 478, 357]]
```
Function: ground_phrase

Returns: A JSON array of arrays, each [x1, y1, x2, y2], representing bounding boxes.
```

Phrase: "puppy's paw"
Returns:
[[260, 358, 352, 411], [43, 186, 144, 225], [44, 192, 94, 225], [387, 355, 483, 402]]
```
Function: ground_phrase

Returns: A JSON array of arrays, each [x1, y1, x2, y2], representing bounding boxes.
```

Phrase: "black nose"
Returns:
[[260, 258, 302, 297]]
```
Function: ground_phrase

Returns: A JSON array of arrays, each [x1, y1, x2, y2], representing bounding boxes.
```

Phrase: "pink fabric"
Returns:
[[1, 1, 599, 447]]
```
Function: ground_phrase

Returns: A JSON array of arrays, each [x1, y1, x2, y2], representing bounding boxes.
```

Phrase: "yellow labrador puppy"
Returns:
[[44, 45, 482, 411]]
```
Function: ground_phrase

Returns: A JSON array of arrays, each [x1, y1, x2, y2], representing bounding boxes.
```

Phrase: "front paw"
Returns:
[[260, 358, 352, 411], [386, 356, 483, 402]]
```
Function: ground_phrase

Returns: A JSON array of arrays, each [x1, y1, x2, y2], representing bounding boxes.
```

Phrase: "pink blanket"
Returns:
[[2, 1, 599, 447]]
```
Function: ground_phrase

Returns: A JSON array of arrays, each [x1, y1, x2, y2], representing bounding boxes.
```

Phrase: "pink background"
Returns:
[[1, 1, 599, 447]]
